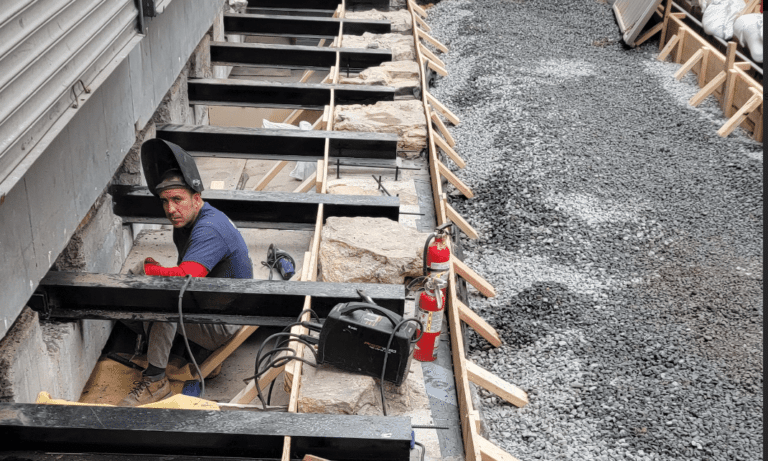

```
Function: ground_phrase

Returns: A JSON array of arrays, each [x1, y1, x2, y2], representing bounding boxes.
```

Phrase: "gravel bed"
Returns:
[[425, 1, 763, 460]]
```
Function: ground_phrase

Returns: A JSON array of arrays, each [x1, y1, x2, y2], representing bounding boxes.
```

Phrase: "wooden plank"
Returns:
[[466, 361, 529, 408], [417, 28, 448, 53], [420, 44, 445, 68], [674, 47, 704, 80], [457, 299, 501, 347], [717, 91, 762, 137], [414, 12, 431, 32], [674, 26, 686, 63], [659, 0, 673, 50], [293, 171, 317, 193], [427, 58, 448, 77], [723, 41, 738, 116], [689, 70, 727, 107], [431, 111, 456, 147], [434, 133, 466, 168], [734, 62, 752, 71], [438, 161, 473, 198], [634, 21, 664, 47], [229, 362, 285, 404], [199, 326, 258, 378], [741, 0, 761, 14], [410, 0, 428, 19], [453, 257, 496, 298], [698, 46, 710, 87], [477, 435, 522, 461], [657, 33, 679, 61], [316, 160, 325, 192], [427, 91, 460, 126], [445, 199, 479, 240], [253, 161, 289, 191]]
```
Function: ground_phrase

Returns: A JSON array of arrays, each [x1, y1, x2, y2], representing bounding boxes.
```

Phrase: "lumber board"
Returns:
[[431, 111, 456, 147], [659, 0, 673, 50], [434, 132, 466, 168], [723, 42, 738, 117], [316, 160, 325, 192], [293, 171, 317, 192], [634, 21, 664, 47], [466, 361, 529, 408], [674, 27, 686, 62], [254, 161, 289, 191], [457, 299, 501, 347], [419, 44, 445, 68], [477, 435, 522, 461], [414, 12, 431, 32], [674, 47, 704, 80], [445, 199, 479, 240], [717, 91, 762, 137], [417, 28, 448, 53], [427, 91, 461, 126], [689, 70, 726, 106], [698, 47, 710, 87], [657, 33, 679, 61], [438, 161, 473, 198], [453, 257, 496, 298], [410, 0, 428, 19], [427, 58, 448, 77], [199, 325, 258, 378]]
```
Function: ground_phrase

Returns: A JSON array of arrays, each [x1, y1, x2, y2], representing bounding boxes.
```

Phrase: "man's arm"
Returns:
[[139, 257, 209, 277]]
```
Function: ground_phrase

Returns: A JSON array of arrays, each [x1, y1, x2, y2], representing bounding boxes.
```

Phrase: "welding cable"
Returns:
[[177, 274, 205, 398], [380, 317, 424, 416], [249, 331, 319, 407], [414, 440, 426, 461]]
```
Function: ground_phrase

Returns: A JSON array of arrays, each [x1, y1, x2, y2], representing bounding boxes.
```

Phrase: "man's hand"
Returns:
[[128, 257, 161, 275]]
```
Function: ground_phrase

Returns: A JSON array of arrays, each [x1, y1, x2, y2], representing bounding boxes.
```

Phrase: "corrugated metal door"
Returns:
[[0, 0, 139, 186], [613, 0, 663, 47]]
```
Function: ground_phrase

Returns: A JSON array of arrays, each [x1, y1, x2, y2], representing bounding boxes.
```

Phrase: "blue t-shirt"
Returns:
[[173, 203, 253, 279]]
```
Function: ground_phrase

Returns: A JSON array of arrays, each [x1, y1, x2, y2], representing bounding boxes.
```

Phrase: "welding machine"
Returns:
[[316, 302, 420, 387]]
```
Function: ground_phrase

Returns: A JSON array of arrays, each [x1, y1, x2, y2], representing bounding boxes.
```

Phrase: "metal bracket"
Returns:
[[142, 0, 157, 17], [27, 291, 52, 320], [70, 79, 90, 109]]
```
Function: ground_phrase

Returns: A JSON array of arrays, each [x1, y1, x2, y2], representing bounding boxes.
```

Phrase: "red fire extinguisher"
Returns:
[[413, 274, 448, 362], [424, 222, 453, 273]]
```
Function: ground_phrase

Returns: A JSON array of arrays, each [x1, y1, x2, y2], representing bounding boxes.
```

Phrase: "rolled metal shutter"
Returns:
[[0, 0, 139, 186], [613, 0, 663, 47]]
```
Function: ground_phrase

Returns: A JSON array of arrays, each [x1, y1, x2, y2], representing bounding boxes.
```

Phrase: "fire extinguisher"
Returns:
[[411, 273, 448, 362], [423, 222, 453, 274]]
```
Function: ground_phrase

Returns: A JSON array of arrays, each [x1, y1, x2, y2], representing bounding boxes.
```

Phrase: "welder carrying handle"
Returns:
[[335, 302, 406, 331]]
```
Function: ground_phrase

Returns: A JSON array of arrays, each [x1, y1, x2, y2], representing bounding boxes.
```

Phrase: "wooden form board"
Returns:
[[661, 14, 762, 141]]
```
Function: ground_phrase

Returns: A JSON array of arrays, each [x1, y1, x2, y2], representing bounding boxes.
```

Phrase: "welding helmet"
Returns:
[[140, 138, 204, 197]]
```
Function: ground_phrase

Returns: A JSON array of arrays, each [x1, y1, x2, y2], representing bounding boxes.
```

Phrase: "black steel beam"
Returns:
[[223, 13, 390, 38], [246, 0, 392, 9], [109, 185, 400, 228], [156, 124, 398, 162], [0, 403, 412, 460], [34, 272, 406, 324], [188, 79, 395, 110], [0, 454, 265, 461], [210, 41, 392, 72]]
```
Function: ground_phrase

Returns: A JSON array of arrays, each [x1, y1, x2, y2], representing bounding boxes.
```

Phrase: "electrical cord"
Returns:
[[380, 317, 423, 416], [414, 440, 426, 461], [178, 274, 205, 398]]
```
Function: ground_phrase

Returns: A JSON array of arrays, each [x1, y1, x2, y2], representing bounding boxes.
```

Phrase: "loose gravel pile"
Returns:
[[425, 1, 763, 460]]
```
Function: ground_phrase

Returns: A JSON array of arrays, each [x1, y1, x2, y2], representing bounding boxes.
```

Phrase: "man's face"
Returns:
[[159, 188, 202, 228]]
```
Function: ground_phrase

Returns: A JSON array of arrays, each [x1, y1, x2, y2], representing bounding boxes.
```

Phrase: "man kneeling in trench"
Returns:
[[119, 138, 253, 407]]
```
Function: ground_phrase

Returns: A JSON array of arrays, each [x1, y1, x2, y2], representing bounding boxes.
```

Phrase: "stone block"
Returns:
[[345, 9, 412, 33], [0, 307, 60, 403], [318, 216, 429, 284], [342, 33, 415, 61], [334, 100, 427, 154], [339, 61, 419, 97]]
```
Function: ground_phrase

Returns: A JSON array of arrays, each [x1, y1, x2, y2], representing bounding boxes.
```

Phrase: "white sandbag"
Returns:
[[696, 0, 713, 13], [261, 120, 317, 181], [733, 13, 763, 63], [702, 0, 746, 39]]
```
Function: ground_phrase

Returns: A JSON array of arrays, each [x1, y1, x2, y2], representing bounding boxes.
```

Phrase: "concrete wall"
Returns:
[[0, 0, 233, 402]]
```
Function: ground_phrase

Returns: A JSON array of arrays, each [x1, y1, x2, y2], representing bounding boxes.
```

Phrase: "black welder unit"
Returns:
[[316, 302, 418, 386]]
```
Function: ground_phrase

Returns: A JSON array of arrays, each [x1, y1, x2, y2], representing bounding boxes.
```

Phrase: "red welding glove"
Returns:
[[127, 257, 161, 276], [144, 260, 209, 277]]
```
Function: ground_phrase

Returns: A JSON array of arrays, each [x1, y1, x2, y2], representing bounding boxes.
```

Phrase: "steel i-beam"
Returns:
[[223, 13, 390, 38]]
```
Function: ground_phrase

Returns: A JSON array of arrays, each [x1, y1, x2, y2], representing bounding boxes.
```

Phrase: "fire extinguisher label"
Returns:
[[418, 309, 444, 334]]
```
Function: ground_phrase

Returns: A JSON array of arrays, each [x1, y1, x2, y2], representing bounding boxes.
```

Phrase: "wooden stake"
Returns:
[[438, 161, 473, 198], [453, 257, 496, 298], [253, 161, 289, 191], [427, 91, 461, 126], [431, 111, 456, 147], [434, 133, 466, 168], [717, 90, 762, 137], [698, 47, 710, 87], [445, 199, 479, 240], [689, 70, 726, 107], [466, 361, 529, 408], [315, 160, 325, 192], [657, 34, 679, 61], [674, 48, 704, 81], [414, 12, 431, 32], [634, 22, 664, 47], [293, 171, 317, 193], [457, 299, 501, 347], [659, 0, 673, 50], [476, 435, 522, 461], [410, 0, 428, 19], [427, 58, 448, 77], [674, 27, 687, 63], [420, 44, 446, 68], [723, 41, 738, 117], [417, 28, 448, 53], [734, 62, 752, 71]]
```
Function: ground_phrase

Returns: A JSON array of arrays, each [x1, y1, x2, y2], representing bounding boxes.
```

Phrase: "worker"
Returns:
[[118, 138, 253, 407]]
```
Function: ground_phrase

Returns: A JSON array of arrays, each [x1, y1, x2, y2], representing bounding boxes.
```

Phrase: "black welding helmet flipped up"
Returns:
[[140, 138, 204, 197]]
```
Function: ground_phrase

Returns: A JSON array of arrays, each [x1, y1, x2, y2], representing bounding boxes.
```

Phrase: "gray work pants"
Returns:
[[143, 321, 239, 369]]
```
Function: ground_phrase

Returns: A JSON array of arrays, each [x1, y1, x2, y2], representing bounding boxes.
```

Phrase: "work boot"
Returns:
[[118, 374, 172, 407]]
